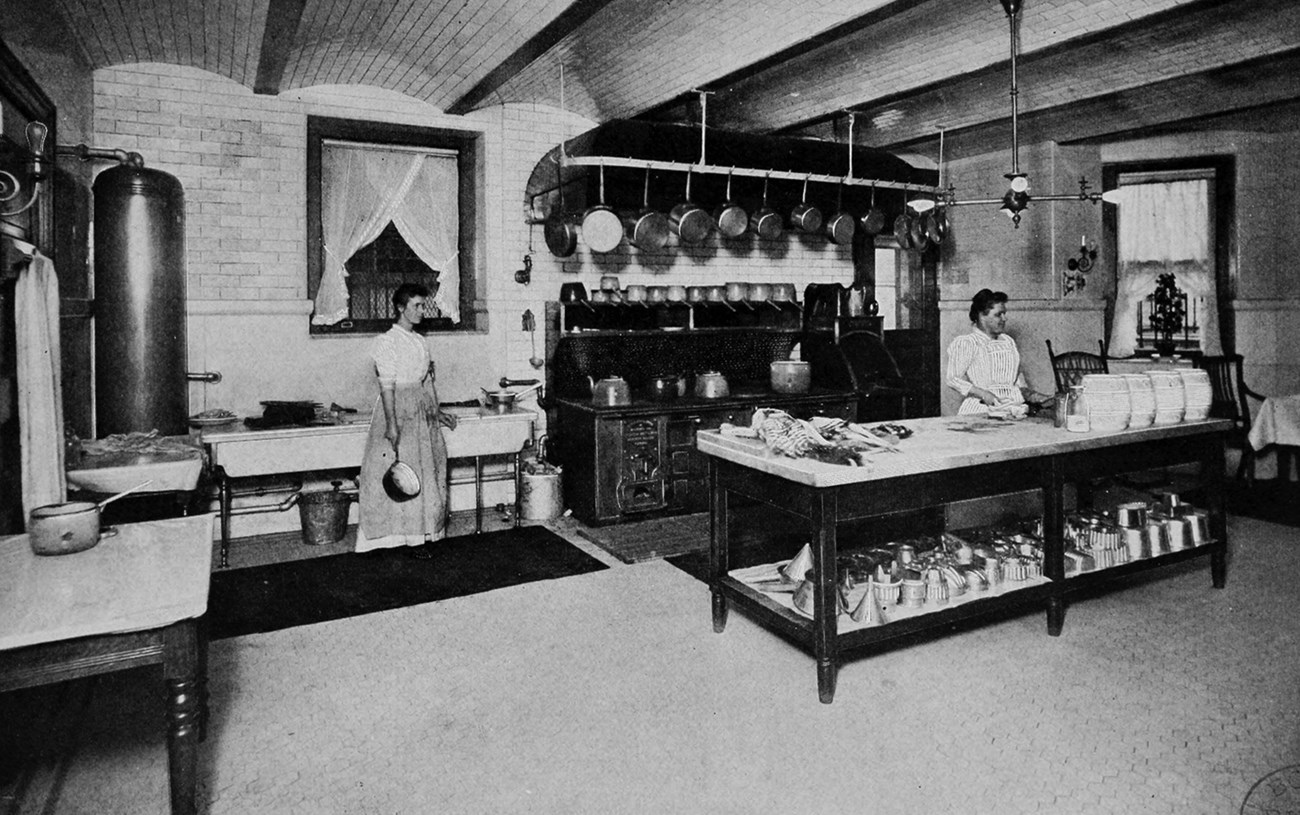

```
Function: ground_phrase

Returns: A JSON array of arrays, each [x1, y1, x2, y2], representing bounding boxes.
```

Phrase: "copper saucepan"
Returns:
[[749, 174, 783, 240], [669, 169, 714, 244], [789, 176, 823, 233], [623, 166, 671, 251], [713, 169, 749, 239]]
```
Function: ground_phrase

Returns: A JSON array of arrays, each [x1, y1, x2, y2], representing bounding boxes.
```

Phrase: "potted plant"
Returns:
[[1148, 272, 1185, 356]]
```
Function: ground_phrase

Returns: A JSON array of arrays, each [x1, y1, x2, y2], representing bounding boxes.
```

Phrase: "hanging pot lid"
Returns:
[[581, 163, 623, 253]]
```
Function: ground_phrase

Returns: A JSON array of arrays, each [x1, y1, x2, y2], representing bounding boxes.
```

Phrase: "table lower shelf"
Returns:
[[715, 538, 1223, 657]]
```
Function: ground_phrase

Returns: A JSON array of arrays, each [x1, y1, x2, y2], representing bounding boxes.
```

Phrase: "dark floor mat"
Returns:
[[1223, 479, 1300, 528], [575, 513, 711, 564], [208, 526, 608, 639]]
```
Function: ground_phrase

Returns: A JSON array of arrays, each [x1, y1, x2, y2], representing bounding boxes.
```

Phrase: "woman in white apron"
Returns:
[[946, 289, 1031, 416], [356, 283, 457, 557]]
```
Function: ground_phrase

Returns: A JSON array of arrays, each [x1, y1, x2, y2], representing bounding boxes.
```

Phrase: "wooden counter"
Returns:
[[698, 415, 1232, 703]]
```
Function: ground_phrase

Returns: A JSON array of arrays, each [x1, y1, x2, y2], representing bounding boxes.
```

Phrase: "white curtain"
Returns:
[[312, 146, 461, 325], [16, 249, 67, 516], [1108, 179, 1221, 357], [392, 156, 460, 322]]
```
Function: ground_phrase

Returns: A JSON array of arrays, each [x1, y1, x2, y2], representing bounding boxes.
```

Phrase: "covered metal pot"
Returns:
[[694, 371, 730, 399]]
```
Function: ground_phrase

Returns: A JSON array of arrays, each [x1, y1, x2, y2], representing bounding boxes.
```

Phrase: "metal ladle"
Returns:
[[523, 309, 543, 369]]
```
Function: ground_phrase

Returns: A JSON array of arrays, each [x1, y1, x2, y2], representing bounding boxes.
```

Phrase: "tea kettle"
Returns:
[[694, 371, 730, 399], [589, 375, 631, 406]]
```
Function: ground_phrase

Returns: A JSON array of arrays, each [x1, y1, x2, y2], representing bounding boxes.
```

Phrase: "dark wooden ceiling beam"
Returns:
[[891, 48, 1300, 164], [635, 0, 933, 126], [696, 0, 1251, 140], [446, 0, 621, 115], [254, 0, 309, 95]]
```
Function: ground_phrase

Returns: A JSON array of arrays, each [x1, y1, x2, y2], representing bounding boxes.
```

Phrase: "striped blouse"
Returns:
[[946, 329, 1027, 415]]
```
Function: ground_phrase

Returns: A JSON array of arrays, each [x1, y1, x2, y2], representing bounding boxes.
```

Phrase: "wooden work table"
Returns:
[[698, 415, 1232, 703], [0, 514, 216, 814]]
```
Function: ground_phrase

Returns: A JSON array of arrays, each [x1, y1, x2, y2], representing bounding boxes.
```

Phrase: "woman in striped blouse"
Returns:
[[946, 289, 1032, 416]]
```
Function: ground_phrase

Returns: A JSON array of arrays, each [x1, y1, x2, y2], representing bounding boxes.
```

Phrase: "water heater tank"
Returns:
[[93, 165, 187, 437]]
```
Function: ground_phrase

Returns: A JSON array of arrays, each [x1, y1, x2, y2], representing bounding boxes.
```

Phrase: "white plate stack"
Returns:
[[1147, 370, 1186, 425], [1081, 374, 1130, 432], [1122, 374, 1157, 429], [1179, 369, 1213, 421]]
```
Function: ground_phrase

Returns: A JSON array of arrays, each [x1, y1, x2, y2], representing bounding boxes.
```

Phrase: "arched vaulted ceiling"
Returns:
[[36, 0, 1300, 161]]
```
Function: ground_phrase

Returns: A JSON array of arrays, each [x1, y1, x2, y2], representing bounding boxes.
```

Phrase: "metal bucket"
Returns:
[[298, 486, 352, 546], [520, 469, 564, 521]]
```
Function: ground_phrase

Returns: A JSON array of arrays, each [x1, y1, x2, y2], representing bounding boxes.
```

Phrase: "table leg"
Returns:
[[513, 449, 523, 528], [164, 622, 201, 815], [475, 456, 484, 534], [1042, 456, 1066, 637], [709, 459, 729, 634], [1047, 596, 1065, 636], [1204, 436, 1229, 589], [216, 465, 232, 569], [812, 491, 838, 704]]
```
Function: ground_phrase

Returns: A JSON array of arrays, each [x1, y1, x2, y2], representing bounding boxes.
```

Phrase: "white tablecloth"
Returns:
[[1248, 394, 1300, 451], [0, 514, 215, 650]]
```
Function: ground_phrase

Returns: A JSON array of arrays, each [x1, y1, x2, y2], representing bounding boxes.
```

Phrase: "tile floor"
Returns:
[[3, 510, 1299, 815]]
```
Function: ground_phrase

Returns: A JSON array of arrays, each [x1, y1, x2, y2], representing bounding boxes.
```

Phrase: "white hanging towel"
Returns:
[[16, 248, 67, 517]]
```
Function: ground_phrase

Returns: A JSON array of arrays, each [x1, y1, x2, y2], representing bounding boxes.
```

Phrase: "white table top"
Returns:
[[697, 415, 1233, 488], [0, 514, 215, 651], [1249, 394, 1300, 450]]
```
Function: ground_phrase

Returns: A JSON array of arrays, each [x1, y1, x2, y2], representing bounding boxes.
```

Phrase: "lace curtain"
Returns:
[[1107, 179, 1221, 357], [312, 145, 461, 325]]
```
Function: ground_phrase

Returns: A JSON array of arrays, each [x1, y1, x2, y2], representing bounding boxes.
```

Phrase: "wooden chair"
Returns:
[[1194, 354, 1265, 483], [1046, 339, 1109, 393]]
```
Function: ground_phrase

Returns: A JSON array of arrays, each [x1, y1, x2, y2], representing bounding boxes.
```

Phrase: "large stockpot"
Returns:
[[669, 169, 714, 244]]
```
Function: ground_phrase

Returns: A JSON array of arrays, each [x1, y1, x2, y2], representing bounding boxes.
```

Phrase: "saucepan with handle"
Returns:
[[28, 480, 155, 555]]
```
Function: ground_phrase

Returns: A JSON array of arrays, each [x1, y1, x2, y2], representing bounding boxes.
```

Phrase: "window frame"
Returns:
[[1102, 155, 1235, 353], [305, 116, 484, 335]]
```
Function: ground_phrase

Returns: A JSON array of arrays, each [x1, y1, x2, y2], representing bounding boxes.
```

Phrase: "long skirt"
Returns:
[[355, 381, 449, 551]]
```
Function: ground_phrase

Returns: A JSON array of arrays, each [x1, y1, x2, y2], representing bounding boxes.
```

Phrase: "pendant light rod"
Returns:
[[1001, 0, 1022, 180]]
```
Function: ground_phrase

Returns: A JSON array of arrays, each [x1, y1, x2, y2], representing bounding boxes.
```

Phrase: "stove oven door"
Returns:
[[613, 416, 667, 516]]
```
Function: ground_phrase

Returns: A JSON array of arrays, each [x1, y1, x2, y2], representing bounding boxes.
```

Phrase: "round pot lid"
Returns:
[[582, 207, 623, 253]]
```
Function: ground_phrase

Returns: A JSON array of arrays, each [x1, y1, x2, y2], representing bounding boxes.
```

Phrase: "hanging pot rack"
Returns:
[[549, 155, 939, 196], [527, 86, 941, 225]]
